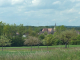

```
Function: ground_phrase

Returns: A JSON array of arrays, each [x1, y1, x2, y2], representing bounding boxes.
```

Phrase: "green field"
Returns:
[[0, 45, 80, 51], [0, 45, 80, 60]]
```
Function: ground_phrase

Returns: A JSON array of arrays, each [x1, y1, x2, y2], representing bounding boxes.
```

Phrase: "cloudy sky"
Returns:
[[0, 0, 80, 26]]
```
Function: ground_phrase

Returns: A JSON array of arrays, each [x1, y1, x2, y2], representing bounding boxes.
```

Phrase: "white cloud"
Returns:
[[75, 17, 78, 18], [69, 20, 72, 22], [31, 0, 41, 6], [0, 0, 11, 6], [61, 8, 77, 14], [75, 3, 80, 7], [70, 0, 80, 2], [70, 0, 75, 2], [0, 0, 4, 6], [0, 0, 24, 6], [11, 0, 23, 5], [0, 0, 80, 26], [79, 12, 80, 14], [68, 8, 77, 13], [68, 19, 75, 23], [52, 1, 61, 5]]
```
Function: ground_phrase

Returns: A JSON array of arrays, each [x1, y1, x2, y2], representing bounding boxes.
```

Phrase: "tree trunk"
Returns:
[[65, 42, 67, 48], [2, 45, 3, 51], [68, 39, 69, 48], [38, 44, 39, 48], [47, 44, 48, 51], [68, 43, 69, 48], [31, 45, 32, 51]]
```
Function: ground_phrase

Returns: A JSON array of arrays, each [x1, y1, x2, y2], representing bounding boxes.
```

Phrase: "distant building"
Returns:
[[54, 23, 56, 31], [38, 23, 56, 34], [22, 35, 26, 37], [16, 32, 19, 35]]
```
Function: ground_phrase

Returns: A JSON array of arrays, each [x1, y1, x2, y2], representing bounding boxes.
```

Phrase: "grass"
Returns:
[[0, 45, 80, 60], [0, 45, 80, 51], [0, 45, 80, 48]]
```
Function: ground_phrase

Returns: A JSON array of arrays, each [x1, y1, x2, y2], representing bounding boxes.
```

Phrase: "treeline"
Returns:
[[0, 21, 80, 47]]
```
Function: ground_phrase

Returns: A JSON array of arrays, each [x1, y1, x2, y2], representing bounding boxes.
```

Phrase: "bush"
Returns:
[[54, 39, 63, 45], [70, 40, 77, 45], [76, 40, 80, 45], [11, 36, 24, 46]]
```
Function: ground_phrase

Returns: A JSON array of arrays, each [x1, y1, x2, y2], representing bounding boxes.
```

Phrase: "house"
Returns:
[[22, 35, 26, 37], [16, 32, 19, 35], [38, 23, 56, 34], [42, 28, 48, 32], [41, 28, 55, 34]]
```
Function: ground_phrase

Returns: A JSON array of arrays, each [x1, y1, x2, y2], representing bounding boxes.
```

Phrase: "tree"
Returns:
[[55, 25, 66, 35], [59, 30, 77, 48], [11, 36, 24, 46], [55, 26, 60, 33], [24, 36, 40, 51], [70, 37, 77, 45], [3, 24, 11, 37], [60, 25, 66, 31], [43, 34, 54, 46], [17, 24, 25, 37], [0, 21, 4, 35], [44, 32, 48, 35], [30, 31, 37, 37], [11, 24, 25, 46], [76, 35, 80, 45], [0, 35, 11, 51], [39, 34, 45, 40], [43, 34, 55, 50]]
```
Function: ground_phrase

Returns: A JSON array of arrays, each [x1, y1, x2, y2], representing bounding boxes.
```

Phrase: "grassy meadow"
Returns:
[[0, 45, 80, 60]]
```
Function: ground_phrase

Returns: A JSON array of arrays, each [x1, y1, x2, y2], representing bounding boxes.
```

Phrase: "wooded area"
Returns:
[[0, 21, 80, 48]]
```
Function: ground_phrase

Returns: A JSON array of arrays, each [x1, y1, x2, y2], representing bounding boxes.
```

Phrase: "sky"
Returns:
[[0, 0, 80, 26]]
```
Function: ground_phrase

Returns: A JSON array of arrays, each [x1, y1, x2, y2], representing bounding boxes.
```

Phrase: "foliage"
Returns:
[[60, 25, 66, 31], [0, 21, 80, 47], [0, 35, 11, 46], [59, 29, 78, 48], [11, 36, 24, 46], [70, 37, 77, 45], [44, 32, 48, 35], [39, 34, 45, 40], [54, 39, 62, 45], [43, 34, 54, 46], [24, 36, 40, 46], [0, 21, 4, 35], [0, 35, 11, 51], [30, 31, 37, 37], [56, 25, 66, 34]]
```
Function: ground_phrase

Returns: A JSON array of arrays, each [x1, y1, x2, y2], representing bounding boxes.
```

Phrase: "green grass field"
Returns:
[[0, 45, 80, 51], [0, 45, 80, 60], [0, 45, 80, 48]]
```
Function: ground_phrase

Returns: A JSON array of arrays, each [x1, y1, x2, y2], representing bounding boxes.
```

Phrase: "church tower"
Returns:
[[54, 23, 56, 31]]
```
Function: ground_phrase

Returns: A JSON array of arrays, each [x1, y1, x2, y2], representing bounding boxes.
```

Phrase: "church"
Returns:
[[39, 23, 56, 34]]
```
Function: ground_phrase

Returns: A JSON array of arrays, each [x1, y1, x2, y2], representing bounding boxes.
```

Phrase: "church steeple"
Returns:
[[54, 23, 56, 31], [55, 23, 56, 27]]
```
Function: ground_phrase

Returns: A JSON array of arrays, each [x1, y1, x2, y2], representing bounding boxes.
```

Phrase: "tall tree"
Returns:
[[0, 35, 11, 51], [3, 24, 11, 37], [43, 34, 55, 50], [60, 25, 66, 31], [24, 36, 40, 51], [39, 34, 45, 40], [0, 21, 4, 35], [59, 30, 77, 48]]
